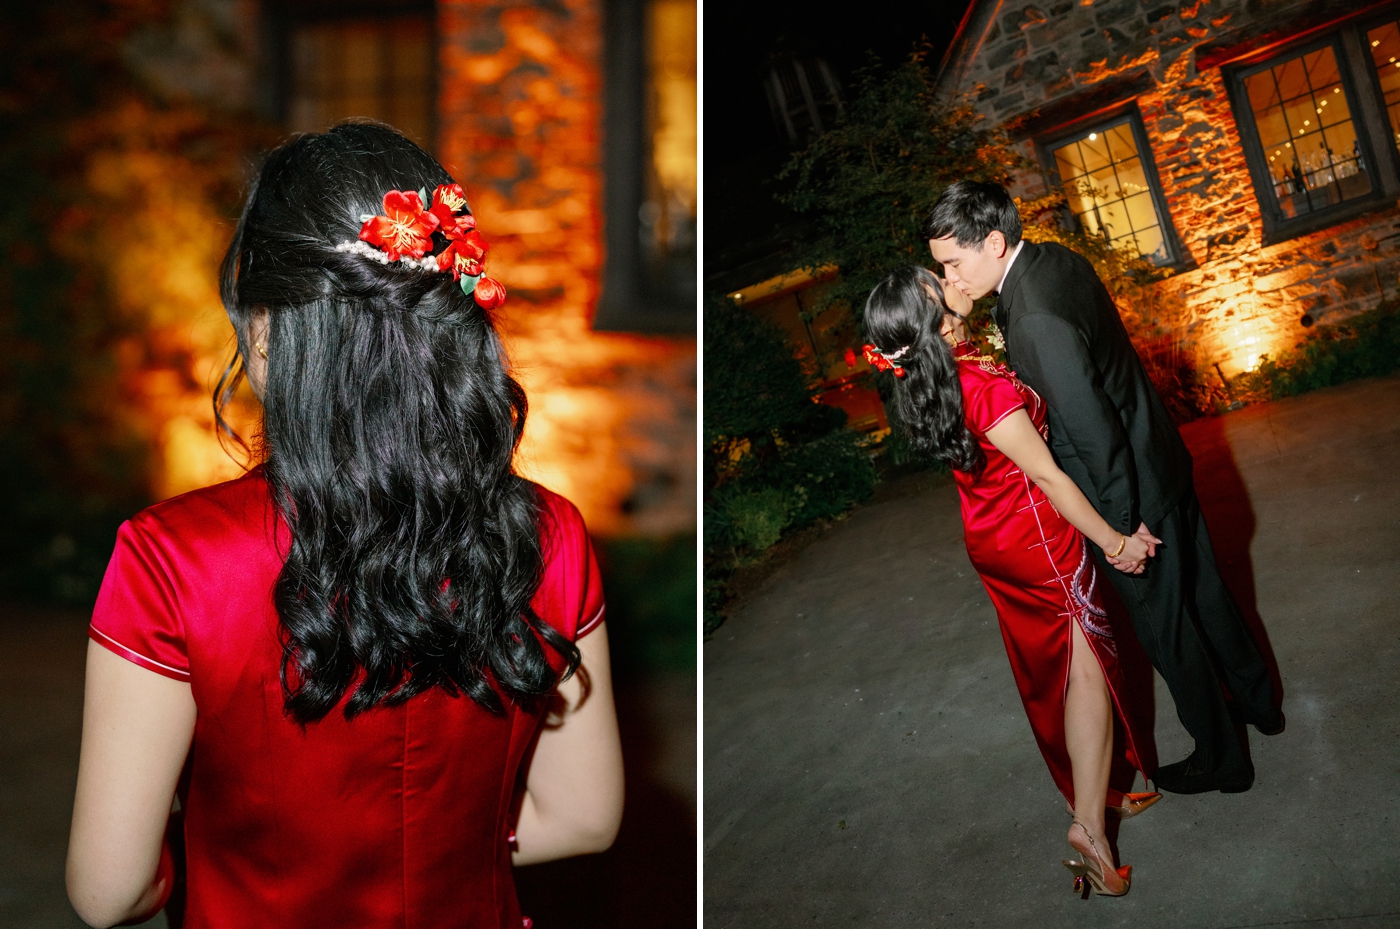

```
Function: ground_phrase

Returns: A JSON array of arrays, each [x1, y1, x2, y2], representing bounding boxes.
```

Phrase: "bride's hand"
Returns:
[[938, 275, 975, 320], [1108, 533, 1150, 574]]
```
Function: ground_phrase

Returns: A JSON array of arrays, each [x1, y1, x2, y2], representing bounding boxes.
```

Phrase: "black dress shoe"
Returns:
[[1251, 709, 1285, 736], [1153, 751, 1254, 795]]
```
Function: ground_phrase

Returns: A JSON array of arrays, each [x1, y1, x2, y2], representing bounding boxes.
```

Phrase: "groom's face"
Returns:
[[928, 231, 1009, 301]]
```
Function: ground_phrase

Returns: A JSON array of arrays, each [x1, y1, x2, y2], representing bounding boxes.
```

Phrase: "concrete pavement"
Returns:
[[704, 372, 1400, 928]]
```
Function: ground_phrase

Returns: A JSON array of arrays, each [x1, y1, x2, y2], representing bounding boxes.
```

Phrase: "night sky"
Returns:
[[704, 0, 976, 282]]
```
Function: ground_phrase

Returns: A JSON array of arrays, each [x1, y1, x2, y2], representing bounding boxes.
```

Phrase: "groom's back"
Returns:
[[1004, 240, 1193, 529]]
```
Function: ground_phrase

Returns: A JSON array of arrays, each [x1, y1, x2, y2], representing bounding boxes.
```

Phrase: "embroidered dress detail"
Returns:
[[1071, 545, 1114, 640]]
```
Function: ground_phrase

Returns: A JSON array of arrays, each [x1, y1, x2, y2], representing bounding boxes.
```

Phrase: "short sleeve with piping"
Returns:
[[88, 519, 191, 682], [961, 365, 1026, 437], [532, 487, 606, 642]]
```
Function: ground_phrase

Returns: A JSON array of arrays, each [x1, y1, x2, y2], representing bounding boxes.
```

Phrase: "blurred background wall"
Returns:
[[0, 1, 695, 925]]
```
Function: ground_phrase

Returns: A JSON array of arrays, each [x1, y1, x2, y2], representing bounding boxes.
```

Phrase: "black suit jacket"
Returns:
[[993, 240, 1193, 534]]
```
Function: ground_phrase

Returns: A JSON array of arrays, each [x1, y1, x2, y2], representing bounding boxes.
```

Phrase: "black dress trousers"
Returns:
[[1093, 487, 1276, 771]]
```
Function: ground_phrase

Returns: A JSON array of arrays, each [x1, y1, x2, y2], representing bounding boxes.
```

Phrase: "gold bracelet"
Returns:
[[1109, 534, 1126, 558]]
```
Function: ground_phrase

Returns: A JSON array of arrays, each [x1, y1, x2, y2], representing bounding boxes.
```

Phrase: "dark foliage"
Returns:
[[775, 52, 1021, 328], [596, 535, 697, 673], [704, 296, 875, 631]]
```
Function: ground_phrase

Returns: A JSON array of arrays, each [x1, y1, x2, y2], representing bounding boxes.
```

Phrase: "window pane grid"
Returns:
[[1244, 45, 1371, 220], [1050, 119, 1169, 265]]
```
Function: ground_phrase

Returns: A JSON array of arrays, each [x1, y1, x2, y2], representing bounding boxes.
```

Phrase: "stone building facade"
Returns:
[[937, 0, 1400, 375]]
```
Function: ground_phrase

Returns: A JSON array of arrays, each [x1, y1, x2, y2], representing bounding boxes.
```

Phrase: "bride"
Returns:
[[863, 265, 1159, 897]]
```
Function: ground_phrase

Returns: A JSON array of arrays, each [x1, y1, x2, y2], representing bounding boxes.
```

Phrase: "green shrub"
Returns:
[[775, 430, 877, 527], [704, 294, 880, 630], [714, 485, 798, 555], [1234, 301, 1400, 400]]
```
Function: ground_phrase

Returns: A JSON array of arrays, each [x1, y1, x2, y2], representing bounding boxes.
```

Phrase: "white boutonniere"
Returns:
[[988, 323, 1005, 352]]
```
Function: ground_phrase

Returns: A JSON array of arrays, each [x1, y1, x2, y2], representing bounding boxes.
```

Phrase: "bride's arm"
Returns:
[[67, 643, 194, 928], [512, 622, 625, 865], [985, 409, 1152, 571]]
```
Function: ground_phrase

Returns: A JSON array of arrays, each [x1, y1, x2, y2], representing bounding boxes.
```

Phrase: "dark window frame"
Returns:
[[1033, 103, 1186, 269], [595, 0, 696, 334], [1223, 28, 1398, 244], [258, 0, 438, 152], [1355, 10, 1400, 170]]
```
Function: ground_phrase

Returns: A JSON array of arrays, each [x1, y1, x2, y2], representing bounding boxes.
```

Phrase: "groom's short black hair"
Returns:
[[925, 181, 1022, 249]]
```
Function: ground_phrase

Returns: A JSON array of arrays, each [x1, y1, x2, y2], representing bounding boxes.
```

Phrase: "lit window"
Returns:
[[1368, 21, 1400, 148], [1240, 45, 1371, 220], [286, 16, 434, 147], [1046, 115, 1174, 265]]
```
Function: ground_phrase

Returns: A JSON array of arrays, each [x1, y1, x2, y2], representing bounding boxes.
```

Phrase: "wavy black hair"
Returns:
[[214, 123, 579, 723], [863, 265, 985, 474]]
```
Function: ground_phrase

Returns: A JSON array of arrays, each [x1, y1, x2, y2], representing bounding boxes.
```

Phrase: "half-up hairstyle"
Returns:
[[864, 265, 985, 474], [216, 122, 579, 723]]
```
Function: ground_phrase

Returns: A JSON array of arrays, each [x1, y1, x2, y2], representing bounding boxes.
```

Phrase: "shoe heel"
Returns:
[[1062, 859, 1091, 899]]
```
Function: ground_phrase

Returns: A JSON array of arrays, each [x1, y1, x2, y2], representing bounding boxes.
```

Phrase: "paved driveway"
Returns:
[[704, 373, 1400, 928]]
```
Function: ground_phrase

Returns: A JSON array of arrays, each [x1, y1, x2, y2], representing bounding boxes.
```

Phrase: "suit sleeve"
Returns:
[[1007, 311, 1139, 534]]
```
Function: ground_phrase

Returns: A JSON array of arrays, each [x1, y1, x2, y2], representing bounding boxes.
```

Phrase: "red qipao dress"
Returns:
[[952, 343, 1149, 809], [87, 468, 604, 929]]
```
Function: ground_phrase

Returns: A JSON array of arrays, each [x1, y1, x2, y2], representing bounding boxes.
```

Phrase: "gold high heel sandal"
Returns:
[[1061, 821, 1131, 898], [1064, 791, 1161, 820]]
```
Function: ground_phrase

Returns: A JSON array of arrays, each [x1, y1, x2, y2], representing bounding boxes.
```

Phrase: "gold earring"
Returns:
[[942, 330, 957, 348], [254, 342, 268, 359]]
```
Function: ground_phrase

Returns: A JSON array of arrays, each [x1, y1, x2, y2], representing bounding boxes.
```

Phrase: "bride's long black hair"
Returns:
[[864, 265, 985, 474], [215, 123, 579, 723]]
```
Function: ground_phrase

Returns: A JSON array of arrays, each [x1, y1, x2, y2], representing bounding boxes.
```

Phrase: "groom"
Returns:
[[925, 180, 1283, 794]]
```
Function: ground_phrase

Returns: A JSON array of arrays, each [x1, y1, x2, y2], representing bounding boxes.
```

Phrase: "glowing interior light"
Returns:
[[1374, 39, 1381, 46], [1334, 87, 1341, 93], [1088, 132, 1097, 140]]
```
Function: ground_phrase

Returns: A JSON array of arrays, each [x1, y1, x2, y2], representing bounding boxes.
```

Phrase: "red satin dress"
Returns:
[[88, 468, 604, 929], [952, 343, 1149, 808]]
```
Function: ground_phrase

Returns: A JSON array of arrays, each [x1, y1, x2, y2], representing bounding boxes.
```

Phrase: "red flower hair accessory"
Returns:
[[336, 183, 506, 308], [862, 343, 911, 378]]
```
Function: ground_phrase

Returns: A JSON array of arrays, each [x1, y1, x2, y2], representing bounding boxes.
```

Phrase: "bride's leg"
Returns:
[[1065, 617, 1112, 844]]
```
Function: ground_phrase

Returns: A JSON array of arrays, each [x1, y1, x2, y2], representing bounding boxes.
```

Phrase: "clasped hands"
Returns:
[[1105, 523, 1161, 575]]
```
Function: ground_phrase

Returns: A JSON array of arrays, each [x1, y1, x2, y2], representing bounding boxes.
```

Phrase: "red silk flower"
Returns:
[[862, 344, 906, 378], [436, 230, 490, 280], [429, 184, 478, 238], [472, 275, 507, 309], [359, 190, 439, 260]]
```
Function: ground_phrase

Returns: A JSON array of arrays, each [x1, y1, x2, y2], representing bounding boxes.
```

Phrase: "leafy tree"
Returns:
[[775, 52, 1021, 329]]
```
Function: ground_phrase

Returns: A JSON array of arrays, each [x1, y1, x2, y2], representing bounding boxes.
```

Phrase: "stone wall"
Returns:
[[944, 0, 1400, 375], [438, 0, 696, 536]]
